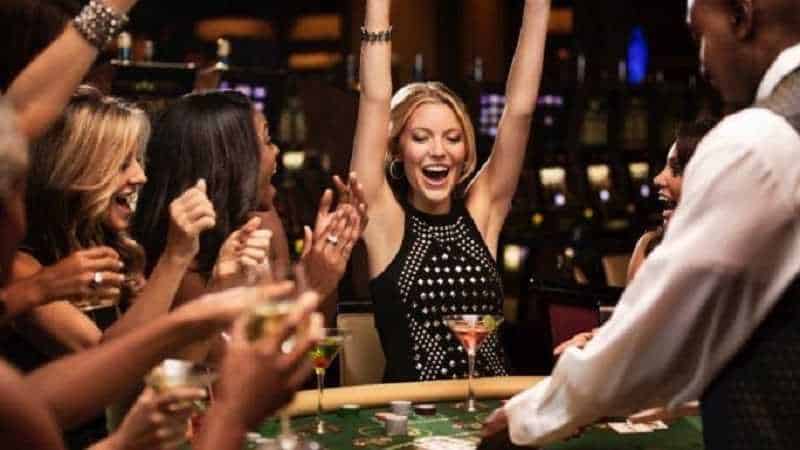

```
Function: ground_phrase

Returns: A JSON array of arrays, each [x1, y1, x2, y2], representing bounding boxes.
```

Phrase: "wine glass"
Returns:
[[244, 265, 309, 450], [145, 359, 218, 441], [443, 314, 503, 412], [304, 328, 350, 434]]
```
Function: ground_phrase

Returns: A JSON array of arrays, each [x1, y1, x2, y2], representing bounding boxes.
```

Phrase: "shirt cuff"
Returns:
[[503, 376, 582, 446]]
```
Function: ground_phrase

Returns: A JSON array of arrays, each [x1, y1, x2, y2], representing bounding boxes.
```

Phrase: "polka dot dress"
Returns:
[[370, 201, 509, 382]]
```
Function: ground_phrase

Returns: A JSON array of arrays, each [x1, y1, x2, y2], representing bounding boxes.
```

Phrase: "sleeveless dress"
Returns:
[[369, 200, 509, 382]]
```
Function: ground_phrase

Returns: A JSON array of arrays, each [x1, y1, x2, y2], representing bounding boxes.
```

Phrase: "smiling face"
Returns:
[[653, 144, 683, 225], [398, 102, 467, 214], [687, 0, 762, 106], [104, 150, 146, 232]]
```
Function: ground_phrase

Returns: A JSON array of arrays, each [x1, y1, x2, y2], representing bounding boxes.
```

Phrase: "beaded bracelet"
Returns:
[[360, 26, 393, 43], [73, 0, 130, 50]]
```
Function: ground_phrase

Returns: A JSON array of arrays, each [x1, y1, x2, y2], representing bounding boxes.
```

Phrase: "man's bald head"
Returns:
[[687, 0, 800, 107]]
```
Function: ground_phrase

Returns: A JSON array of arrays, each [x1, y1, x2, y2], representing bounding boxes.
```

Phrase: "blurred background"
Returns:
[[77, 0, 718, 373]]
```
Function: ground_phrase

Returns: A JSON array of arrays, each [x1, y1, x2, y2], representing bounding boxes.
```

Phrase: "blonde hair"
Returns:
[[388, 82, 477, 185], [26, 86, 148, 290], [0, 100, 28, 202]]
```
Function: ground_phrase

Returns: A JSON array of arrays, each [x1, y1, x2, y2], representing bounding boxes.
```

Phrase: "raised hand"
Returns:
[[209, 292, 323, 429], [212, 216, 273, 285], [332, 172, 369, 232], [91, 387, 206, 450], [302, 189, 363, 299], [164, 179, 216, 264]]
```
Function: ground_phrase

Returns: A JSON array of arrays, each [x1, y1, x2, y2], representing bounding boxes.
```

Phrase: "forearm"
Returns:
[[504, 0, 550, 115], [0, 279, 44, 325], [6, 0, 139, 140], [103, 254, 192, 341], [351, 0, 393, 195], [482, 0, 549, 203], [26, 311, 204, 430], [360, 0, 392, 102], [195, 402, 248, 450]]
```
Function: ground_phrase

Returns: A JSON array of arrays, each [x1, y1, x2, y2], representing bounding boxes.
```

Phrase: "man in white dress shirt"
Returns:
[[483, 0, 800, 448]]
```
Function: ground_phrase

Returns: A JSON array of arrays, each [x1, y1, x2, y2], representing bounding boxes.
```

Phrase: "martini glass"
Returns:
[[443, 314, 503, 412], [305, 328, 350, 434]]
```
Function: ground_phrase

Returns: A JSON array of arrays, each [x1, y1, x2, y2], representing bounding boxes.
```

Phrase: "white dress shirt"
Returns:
[[504, 42, 800, 446]]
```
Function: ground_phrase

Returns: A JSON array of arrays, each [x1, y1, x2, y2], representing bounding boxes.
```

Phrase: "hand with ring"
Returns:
[[301, 184, 364, 300], [13, 247, 127, 307], [89, 271, 104, 290]]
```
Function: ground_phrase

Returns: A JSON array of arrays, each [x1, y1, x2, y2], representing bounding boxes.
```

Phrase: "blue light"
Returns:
[[627, 26, 649, 85]]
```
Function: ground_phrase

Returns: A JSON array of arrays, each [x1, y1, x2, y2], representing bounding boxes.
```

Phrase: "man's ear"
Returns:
[[730, 0, 755, 40]]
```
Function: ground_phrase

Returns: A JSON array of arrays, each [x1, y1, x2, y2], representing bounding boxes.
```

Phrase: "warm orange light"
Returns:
[[549, 8, 574, 34], [290, 14, 342, 41], [195, 17, 275, 41], [288, 52, 343, 70]]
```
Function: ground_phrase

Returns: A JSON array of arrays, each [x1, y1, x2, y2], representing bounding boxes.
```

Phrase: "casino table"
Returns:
[[253, 377, 705, 450]]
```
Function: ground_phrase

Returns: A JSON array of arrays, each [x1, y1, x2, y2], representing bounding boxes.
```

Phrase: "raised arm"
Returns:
[[467, 0, 550, 244], [4, 0, 139, 141], [103, 181, 216, 341], [350, 0, 393, 210]]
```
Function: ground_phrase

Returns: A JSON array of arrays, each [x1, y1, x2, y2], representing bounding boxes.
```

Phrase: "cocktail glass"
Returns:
[[443, 314, 503, 412], [306, 328, 350, 434]]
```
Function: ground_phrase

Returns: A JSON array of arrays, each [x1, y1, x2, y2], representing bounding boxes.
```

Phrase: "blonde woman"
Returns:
[[351, 0, 550, 381], [3, 87, 258, 372]]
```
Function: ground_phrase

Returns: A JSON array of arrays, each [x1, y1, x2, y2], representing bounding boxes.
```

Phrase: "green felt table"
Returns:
[[256, 401, 705, 450]]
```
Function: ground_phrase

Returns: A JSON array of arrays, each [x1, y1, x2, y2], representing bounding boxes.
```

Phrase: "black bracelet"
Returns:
[[360, 26, 393, 43]]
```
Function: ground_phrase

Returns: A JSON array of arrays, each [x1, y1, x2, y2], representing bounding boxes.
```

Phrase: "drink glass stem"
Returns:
[[467, 348, 476, 412], [315, 368, 326, 434]]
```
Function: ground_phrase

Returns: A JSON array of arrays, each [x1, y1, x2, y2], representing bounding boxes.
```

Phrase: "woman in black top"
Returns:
[[350, 0, 550, 381]]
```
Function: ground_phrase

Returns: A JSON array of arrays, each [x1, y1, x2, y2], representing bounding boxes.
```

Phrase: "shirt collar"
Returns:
[[756, 42, 800, 101]]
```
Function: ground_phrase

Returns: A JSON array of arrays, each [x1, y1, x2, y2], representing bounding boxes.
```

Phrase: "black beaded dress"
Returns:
[[369, 200, 509, 382]]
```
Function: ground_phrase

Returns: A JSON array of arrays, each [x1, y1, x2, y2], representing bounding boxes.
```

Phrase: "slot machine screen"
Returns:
[[586, 164, 612, 202], [534, 93, 568, 153], [479, 92, 506, 137], [628, 162, 651, 198], [214, 69, 285, 143], [219, 80, 269, 113], [539, 166, 568, 207]]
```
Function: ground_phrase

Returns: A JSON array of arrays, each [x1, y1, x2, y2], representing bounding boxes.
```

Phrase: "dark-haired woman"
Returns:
[[134, 90, 363, 359]]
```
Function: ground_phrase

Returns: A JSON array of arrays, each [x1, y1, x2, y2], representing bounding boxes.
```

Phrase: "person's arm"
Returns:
[[25, 284, 280, 430], [350, 0, 394, 214], [196, 293, 322, 450], [0, 362, 65, 450], [4, 0, 139, 140], [492, 111, 800, 446], [0, 248, 124, 326], [466, 0, 550, 254], [626, 231, 657, 283], [301, 191, 362, 322], [103, 180, 215, 341], [251, 210, 290, 280], [89, 387, 205, 450]]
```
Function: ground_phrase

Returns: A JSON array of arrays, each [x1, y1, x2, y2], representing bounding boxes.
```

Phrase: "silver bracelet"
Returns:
[[360, 26, 392, 43], [73, 0, 130, 50]]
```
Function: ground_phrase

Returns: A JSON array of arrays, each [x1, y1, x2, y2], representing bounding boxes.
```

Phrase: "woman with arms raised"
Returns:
[[352, 0, 550, 381]]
